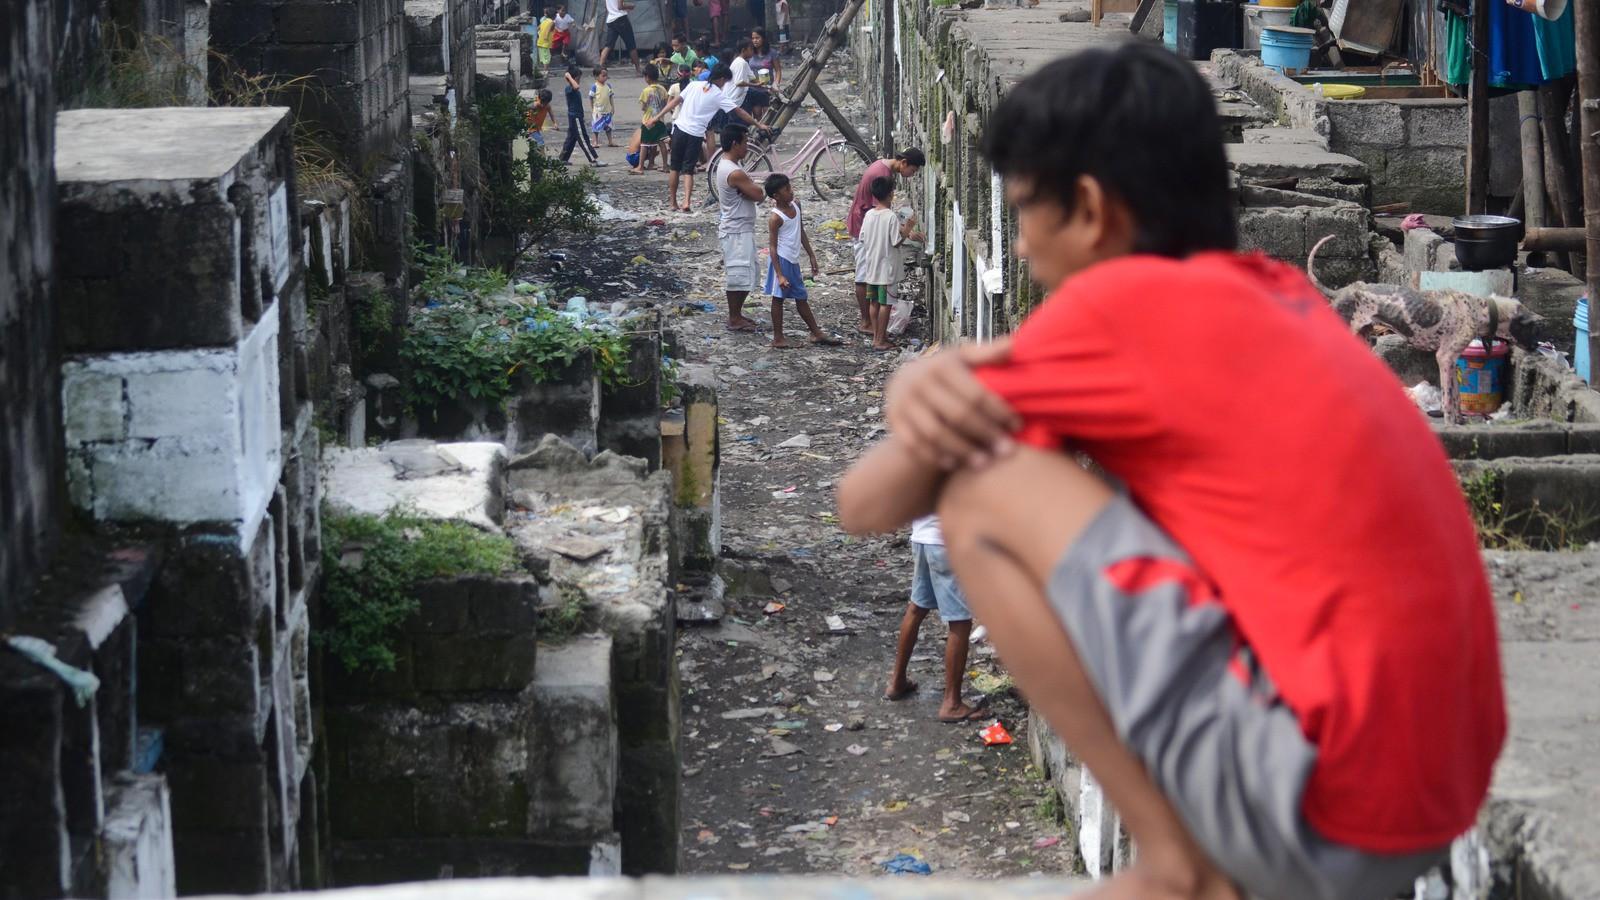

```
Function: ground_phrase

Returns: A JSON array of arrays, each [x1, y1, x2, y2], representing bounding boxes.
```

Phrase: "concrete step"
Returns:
[[1228, 132, 1368, 182], [529, 635, 618, 843]]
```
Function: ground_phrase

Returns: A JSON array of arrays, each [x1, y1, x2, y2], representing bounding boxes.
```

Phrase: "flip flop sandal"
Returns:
[[882, 681, 920, 701], [938, 707, 992, 724]]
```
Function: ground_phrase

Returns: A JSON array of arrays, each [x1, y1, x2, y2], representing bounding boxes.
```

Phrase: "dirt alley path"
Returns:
[[524, 64, 1075, 877]]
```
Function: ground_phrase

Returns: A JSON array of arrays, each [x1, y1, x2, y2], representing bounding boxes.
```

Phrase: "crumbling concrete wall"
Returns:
[[0, 0, 62, 625]]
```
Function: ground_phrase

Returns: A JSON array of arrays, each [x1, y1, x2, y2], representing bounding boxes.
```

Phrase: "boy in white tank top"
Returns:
[[761, 173, 842, 349]]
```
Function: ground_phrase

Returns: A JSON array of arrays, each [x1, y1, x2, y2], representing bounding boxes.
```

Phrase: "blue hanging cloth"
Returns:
[[1531, 0, 1575, 81], [1486, 0, 1546, 87]]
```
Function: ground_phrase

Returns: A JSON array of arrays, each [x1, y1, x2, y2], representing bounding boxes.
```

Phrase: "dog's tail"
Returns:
[[1306, 235, 1334, 297]]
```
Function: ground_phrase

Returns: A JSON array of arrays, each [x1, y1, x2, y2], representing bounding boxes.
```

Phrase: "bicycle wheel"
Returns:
[[808, 140, 873, 201], [701, 147, 774, 208]]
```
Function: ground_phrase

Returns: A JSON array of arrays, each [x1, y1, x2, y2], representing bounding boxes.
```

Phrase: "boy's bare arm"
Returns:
[[768, 213, 783, 279], [836, 437, 946, 535]]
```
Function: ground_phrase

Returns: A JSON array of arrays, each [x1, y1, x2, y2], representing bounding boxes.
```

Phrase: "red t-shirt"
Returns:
[[847, 159, 893, 240], [976, 252, 1505, 853]]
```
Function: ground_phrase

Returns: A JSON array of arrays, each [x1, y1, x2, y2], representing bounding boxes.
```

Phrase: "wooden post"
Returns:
[[1519, 91, 1547, 229], [807, 81, 874, 153], [768, 0, 869, 132], [881, 0, 896, 156], [1466, 0, 1490, 214], [1573, 0, 1600, 378]]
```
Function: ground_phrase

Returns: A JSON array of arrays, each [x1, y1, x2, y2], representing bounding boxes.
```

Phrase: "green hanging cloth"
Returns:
[[1290, 0, 1322, 29], [1443, 10, 1473, 85]]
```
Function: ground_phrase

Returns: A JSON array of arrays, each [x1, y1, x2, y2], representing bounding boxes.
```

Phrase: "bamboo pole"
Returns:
[[1520, 91, 1547, 229], [1466, 0, 1490, 214]]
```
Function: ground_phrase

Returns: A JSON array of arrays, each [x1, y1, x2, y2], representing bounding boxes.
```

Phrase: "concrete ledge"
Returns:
[[193, 875, 1090, 898]]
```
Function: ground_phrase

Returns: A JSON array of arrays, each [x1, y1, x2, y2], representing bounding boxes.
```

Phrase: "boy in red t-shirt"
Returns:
[[837, 42, 1504, 900]]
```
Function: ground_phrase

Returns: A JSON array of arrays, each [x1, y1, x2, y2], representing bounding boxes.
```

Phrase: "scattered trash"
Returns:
[[846, 744, 869, 756], [726, 862, 750, 871], [979, 721, 1013, 746], [771, 720, 807, 731], [846, 715, 866, 731], [824, 723, 844, 732], [629, 254, 650, 266], [762, 738, 802, 758], [1005, 820, 1022, 830], [883, 800, 909, 812], [763, 601, 786, 615], [721, 707, 778, 720], [943, 810, 971, 824], [784, 822, 828, 833], [813, 669, 835, 682], [1033, 836, 1061, 849], [882, 853, 932, 875], [825, 614, 848, 632], [579, 505, 632, 524], [546, 536, 608, 561], [822, 815, 838, 826], [1407, 381, 1442, 416], [777, 433, 812, 449]]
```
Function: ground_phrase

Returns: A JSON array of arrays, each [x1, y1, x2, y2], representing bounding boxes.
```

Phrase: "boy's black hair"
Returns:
[[720, 124, 749, 151], [643, 66, 658, 82], [981, 41, 1235, 256], [764, 172, 791, 198], [567, 63, 582, 78], [710, 63, 733, 82], [538, 89, 553, 102], [895, 147, 925, 168], [737, 38, 753, 53], [592, 65, 605, 76], [869, 176, 893, 204]]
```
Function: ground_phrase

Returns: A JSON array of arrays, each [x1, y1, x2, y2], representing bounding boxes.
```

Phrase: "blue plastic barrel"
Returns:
[[1164, 0, 1179, 51], [1260, 25, 1313, 73], [1576, 296, 1591, 383]]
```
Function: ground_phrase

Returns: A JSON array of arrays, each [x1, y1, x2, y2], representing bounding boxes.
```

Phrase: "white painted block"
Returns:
[[103, 773, 176, 900], [269, 182, 291, 292], [62, 306, 281, 531], [63, 368, 127, 444], [125, 365, 238, 439], [318, 207, 337, 284]]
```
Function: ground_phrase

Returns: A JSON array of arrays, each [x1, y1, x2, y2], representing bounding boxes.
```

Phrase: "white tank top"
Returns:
[[772, 200, 802, 263], [715, 159, 757, 236]]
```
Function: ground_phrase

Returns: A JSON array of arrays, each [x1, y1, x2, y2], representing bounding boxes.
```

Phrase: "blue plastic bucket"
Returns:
[[1576, 295, 1591, 383], [1455, 339, 1509, 416], [1163, 0, 1179, 52], [1260, 25, 1314, 73]]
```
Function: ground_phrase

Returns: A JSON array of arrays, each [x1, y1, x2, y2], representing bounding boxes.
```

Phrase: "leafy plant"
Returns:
[[401, 249, 631, 412], [472, 94, 601, 262], [539, 583, 589, 640], [319, 511, 520, 672], [660, 354, 682, 407]]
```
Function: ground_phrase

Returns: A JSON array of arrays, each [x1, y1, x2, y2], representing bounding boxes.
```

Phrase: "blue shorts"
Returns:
[[764, 255, 808, 300], [592, 112, 613, 133], [910, 543, 971, 622]]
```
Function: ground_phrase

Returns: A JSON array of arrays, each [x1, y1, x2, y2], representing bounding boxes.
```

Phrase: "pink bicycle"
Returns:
[[702, 124, 873, 207]]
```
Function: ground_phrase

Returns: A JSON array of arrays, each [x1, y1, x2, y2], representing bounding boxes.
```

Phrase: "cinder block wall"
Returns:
[[0, 0, 61, 624], [210, 0, 413, 166]]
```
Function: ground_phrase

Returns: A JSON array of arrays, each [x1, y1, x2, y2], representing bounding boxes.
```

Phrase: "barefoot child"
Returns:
[[633, 67, 670, 172], [855, 176, 913, 351], [838, 41, 1503, 900], [762, 174, 838, 348], [884, 515, 988, 722]]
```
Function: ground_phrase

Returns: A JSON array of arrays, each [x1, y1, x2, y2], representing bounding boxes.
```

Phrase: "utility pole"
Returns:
[[1466, 0, 1490, 214], [1573, 0, 1600, 380]]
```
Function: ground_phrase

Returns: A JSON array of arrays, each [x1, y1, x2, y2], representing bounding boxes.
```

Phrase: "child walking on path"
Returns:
[[885, 515, 988, 722], [762, 174, 840, 349], [550, 4, 575, 61], [589, 67, 616, 147], [559, 64, 601, 166], [855, 176, 915, 350]]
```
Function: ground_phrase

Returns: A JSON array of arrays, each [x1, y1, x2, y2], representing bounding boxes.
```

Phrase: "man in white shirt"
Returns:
[[598, 0, 641, 73], [646, 64, 770, 212]]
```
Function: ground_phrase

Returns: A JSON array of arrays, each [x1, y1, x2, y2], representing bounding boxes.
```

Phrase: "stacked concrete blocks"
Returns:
[[0, 0, 62, 622], [407, 0, 478, 107], [662, 364, 720, 572], [52, 105, 323, 894], [506, 436, 682, 873]]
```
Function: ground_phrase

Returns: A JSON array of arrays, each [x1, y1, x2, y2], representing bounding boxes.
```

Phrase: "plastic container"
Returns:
[[1260, 25, 1314, 72], [1176, 0, 1242, 61], [1311, 82, 1366, 99], [1576, 296, 1591, 383], [1164, 0, 1179, 51], [1455, 339, 1510, 416], [1257, 0, 1296, 8]]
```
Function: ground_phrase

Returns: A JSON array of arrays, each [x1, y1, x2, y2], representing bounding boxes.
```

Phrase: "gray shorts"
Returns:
[[720, 230, 758, 292], [910, 542, 972, 622], [1048, 495, 1448, 900]]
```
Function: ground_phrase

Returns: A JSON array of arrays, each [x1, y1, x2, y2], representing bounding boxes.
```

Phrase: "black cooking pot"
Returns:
[[1451, 214, 1521, 271]]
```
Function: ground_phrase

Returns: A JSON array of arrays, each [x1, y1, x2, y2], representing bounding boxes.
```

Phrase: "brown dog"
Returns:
[[1308, 235, 1542, 423]]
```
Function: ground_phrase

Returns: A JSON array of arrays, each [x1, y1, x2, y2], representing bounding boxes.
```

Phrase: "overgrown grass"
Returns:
[[319, 511, 520, 672], [538, 583, 589, 640], [1461, 468, 1598, 550]]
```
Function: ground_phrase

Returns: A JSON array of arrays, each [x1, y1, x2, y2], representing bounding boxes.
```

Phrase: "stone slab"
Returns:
[[1226, 137, 1368, 182], [323, 440, 507, 531], [56, 107, 290, 193], [529, 635, 617, 840]]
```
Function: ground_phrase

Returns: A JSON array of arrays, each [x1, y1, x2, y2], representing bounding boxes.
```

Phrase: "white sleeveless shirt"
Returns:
[[715, 158, 757, 237], [772, 200, 803, 263]]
